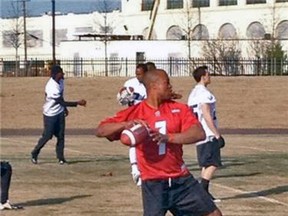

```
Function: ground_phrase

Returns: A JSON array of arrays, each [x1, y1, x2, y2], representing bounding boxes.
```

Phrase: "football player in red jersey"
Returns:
[[96, 69, 222, 216]]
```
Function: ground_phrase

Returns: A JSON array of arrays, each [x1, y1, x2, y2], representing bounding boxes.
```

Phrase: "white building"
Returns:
[[0, 0, 287, 75]]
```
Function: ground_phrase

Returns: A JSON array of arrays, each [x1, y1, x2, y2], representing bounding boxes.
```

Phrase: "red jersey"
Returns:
[[99, 100, 199, 180]]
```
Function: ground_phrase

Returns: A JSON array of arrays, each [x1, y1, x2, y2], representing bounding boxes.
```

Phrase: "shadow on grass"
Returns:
[[214, 172, 261, 179], [34, 156, 129, 165], [67, 156, 129, 164], [17, 194, 92, 207], [221, 158, 257, 168], [222, 185, 288, 200]]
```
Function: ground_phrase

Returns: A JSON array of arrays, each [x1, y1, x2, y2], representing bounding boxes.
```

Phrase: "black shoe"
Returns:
[[58, 159, 67, 165], [31, 155, 38, 164], [208, 193, 221, 203]]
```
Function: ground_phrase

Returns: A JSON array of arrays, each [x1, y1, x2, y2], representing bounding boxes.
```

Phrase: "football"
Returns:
[[120, 123, 149, 146], [117, 86, 134, 106]]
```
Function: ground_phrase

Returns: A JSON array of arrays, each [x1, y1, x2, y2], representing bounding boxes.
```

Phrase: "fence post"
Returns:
[[169, 57, 172, 76], [0, 58, 3, 77], [81, 58, 83, 77], [125, 58, 128, 77]]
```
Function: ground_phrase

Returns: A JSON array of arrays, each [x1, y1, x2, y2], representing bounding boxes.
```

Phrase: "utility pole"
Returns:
[[22, 0, 28, 76], [147, 0, 160, 40], [52, 0, 56, 65]]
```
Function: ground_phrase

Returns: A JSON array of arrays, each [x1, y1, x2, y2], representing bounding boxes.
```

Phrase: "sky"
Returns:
[[0, 0, 121, 18]]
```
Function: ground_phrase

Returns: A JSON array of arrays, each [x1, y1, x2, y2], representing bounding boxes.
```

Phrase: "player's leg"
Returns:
[[55, 112, 66, 164], [31, 115, 56, 164], [169, 175, 222, 216], [197, 140, 222, 202], [141, 180, 168, 216], [1, 161, 12, 205], [129, 146, 141, 185], [0, 162, 23, 210]]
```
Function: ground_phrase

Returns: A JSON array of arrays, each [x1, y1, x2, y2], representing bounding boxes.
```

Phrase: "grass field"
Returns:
[[1, 76, 288, 215]]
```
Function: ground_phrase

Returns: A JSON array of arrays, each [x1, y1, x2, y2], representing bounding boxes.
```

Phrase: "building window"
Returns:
[[219, 23, 237, 39], [219, 0, 237, 6], [246, 0, 266, 4], [166, 25, 183, 40], [246, 22, 265, 39], [2, 31, 19, 48], [142, 0, 154, 11], [27, 30, 43, 48], [143, 27, 157, 39], [192, 0, 210, 8], [55, 29, 68, 45], [136, 52, 145, 64], [276, 20, 288, 39], [167, 0, 183, 9], [191, 24, 209, 40]]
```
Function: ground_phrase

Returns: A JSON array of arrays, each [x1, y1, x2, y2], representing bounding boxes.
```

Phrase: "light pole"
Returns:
[[22, 0, 28, 76], [52, 0, 56, 65]]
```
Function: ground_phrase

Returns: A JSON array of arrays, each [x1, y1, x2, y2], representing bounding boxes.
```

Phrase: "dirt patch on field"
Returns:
[[1, 76, 288, 135]]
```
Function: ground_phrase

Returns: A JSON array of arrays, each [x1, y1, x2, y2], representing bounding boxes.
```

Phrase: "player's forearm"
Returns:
[[205, 118, 220, 138], [96, 122, 127, 138], [167, 124, 205, 145], [202, 106, 220, 138], [54, 97, 77, 107], [54, 97, 82, 107], [64, 101, 78, 107]]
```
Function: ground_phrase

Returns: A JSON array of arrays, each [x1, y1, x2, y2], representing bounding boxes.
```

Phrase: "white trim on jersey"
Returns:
[[187, 84, 218, 145]]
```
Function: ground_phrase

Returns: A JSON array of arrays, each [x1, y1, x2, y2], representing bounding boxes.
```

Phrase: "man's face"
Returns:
[[203, 70, 211, 84], [156, 73, 172, 100], [136, 67, 145, 83], [56, 71, 64, 80]]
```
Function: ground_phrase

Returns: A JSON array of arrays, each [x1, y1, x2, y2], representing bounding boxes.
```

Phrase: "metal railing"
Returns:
[[1, 57, 288, 77]]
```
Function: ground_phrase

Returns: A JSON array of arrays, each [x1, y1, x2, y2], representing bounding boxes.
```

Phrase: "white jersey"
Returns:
[[124, 77, 146, 105], [187, 84, 218, 145], [43, 78, 65, 116]]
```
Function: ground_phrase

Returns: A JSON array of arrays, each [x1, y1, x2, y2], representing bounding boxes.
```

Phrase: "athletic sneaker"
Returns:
[[31, 155, 38, 164], [208, 193, 221, 203], [0, 201, 23, 210], [58, 159, 67, 165]]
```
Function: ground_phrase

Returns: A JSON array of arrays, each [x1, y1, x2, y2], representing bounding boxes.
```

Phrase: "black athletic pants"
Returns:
[[0, 161, 12, 204], [31, 111, 66, 160]]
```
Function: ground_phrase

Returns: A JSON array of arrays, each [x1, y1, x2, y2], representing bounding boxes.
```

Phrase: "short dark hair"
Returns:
[[146, 61, 156, 71], [193, 66, 208, 82], [136, 63, 148, 72], [51, 65, 63, 77]]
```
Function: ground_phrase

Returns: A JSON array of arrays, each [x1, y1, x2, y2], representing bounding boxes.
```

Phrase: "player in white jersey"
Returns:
[[187, 66, 225, 202], [123, 63, 148, 106], [117, 63, 148, 186], [31, 65, 86, 165]]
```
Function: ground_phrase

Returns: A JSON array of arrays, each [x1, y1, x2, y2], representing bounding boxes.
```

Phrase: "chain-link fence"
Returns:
[[1, 57, 288, 77]]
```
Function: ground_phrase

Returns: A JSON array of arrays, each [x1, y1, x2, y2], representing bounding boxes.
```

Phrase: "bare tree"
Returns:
[[92, 0, 120, 76], [248, 2, 287, 75], [202, 39, 242, 75], [170, 0, 199, 75], [2, 1, 24, 76]]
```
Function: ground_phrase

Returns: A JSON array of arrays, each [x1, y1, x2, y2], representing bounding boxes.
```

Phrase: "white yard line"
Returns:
[[234, 146, 281, 152], [214, 183, 288, 207]]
